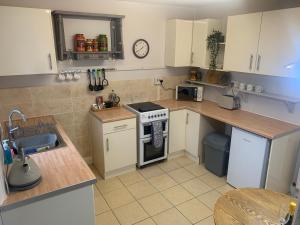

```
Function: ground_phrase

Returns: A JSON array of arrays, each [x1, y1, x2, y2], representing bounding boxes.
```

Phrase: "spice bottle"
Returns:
[[74, 34, 85, 52], [98, 34, 108, 52], [85, 39, 93, 52]]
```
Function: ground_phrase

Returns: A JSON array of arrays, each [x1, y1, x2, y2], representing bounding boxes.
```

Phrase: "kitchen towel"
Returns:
[[151, 121, 163, 149]]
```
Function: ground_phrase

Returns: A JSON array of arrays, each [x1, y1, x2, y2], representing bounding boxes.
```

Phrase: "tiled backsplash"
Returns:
[[0, 75, 187, 159]]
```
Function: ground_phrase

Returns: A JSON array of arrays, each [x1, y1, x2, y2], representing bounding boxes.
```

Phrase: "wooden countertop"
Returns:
[[214, 188, 295, 225], [1, 116, 96, 211], [155, 99, 300, 139], [90, 107, 136, 123]]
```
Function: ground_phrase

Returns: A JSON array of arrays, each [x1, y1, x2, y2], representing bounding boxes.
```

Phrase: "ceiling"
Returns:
[[117, 0, 240, 7]]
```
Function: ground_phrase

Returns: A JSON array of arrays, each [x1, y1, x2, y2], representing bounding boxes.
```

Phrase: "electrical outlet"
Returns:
[[153, 77, 161, 85]]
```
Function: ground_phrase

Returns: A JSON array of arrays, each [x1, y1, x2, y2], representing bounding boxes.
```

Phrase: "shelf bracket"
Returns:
[[284, 101, 296, 113]]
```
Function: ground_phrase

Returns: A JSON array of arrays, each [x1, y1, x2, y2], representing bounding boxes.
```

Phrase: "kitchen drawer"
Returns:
[[103, 118, 136, 134]]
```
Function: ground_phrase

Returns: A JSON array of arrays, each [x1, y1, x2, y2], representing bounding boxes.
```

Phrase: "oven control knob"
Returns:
[[151, 115, 153, 118], [148, 116, 150, 119], [154, 115, 157, 118]]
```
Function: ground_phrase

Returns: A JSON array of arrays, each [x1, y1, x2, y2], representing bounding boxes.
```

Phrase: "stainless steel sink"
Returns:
[[12, 132, 65, 155]]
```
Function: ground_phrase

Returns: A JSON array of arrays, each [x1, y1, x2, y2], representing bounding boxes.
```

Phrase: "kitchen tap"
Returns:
[[8, 109, 26, 140]]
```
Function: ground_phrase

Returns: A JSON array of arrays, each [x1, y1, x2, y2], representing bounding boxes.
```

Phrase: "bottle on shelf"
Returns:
[[282, 202, 297, 225]]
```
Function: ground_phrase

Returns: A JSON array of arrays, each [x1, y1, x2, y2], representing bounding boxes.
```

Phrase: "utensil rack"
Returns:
[[52, 11, 124, 61]]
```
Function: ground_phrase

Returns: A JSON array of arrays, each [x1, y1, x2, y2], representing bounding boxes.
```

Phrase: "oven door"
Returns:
[[140, 120, 168, 139], [138, 135, 168, 167], [177, 86, 196, 101]]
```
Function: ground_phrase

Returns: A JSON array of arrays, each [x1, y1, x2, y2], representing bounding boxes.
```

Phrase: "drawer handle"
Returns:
[[48, 53, 53, 70], [256, 54, 261, 71], [186, 113, 189, 125], [249, 54, 253, 70], [114, 124, 128, 129], [106, 138, 109, 151]]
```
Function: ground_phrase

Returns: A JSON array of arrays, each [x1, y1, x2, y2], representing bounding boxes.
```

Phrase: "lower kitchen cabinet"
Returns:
[[90, 116, 137, 179], [169, 110, 186, 155], [185, 110, 201, 160], [1, 186, 95, 225]]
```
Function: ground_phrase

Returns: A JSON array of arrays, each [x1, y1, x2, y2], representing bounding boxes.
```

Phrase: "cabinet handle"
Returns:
[[249, 54, 253, 70], [106, 138, 109, 151], [114, 124, 128, 129], [191, 52, 194, 64], [186, 113, 189, 125], [48, 53, 53, 70], [256, 54, 261, 71]]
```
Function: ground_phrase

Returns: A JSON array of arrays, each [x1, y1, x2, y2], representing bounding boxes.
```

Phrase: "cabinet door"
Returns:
[[165, 19, 193, 67], [256, 7, 300, 77], [0, 6, 57, 76], [223, 13, 262, 73], [169, 110, 186, 154], [104, 129, 137, 172], [185, 110, 200, 159], [191, 20, 208, 68]]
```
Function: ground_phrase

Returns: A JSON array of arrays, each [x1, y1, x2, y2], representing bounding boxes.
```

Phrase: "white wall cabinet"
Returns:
[[256, 7, 300, 77], [185, 110, 201, 160], [191, 19, 223, 68], [90, 116, 137, 179], [165, 19, 193, 67], [223, 12, 262, 73], [0, 6, 57, 76], [169, 110, 186, 155], [224, 7, 300, 77]]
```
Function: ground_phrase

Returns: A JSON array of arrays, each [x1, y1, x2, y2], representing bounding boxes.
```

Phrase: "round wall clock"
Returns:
[[132, 39, 150, 59]]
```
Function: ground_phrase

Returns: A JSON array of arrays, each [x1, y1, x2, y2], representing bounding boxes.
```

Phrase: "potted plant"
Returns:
[[206, 30, 225, 83]]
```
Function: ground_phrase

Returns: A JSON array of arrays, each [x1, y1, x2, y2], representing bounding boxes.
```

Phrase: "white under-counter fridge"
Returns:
[[227, 127, 270, 188]]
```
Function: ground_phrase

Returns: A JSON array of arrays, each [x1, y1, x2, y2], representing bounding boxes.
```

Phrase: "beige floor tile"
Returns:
[[90, 165, 102, 179], [176, 199, 212, 224], [134, 218, 156, 225], [138, 193, 173, 216], [127, 180, 157, 199], [181, 178, 213, 196], [152, 208, 192, 225], [113, 202, 148, 225], [184, 164, 209, 177], [139, 165, 165, 179], [197, 190, 222, 210], [174, 156, 194, 167], [94, 194, 110, 215], [199, 173, 227, 188], [161, 185, 194, 205], [103, 187, 135, 209], [195, 216, 215, 225], [168, 168, 195, 183], [118, 171, 145, 186], [148, 174, 177, 191], [96, 177, 124, 194], [93, 185, 101, 199], [95, 211, 120, 225], [216, 184, 235, 194], [159, 160, 181, 172]]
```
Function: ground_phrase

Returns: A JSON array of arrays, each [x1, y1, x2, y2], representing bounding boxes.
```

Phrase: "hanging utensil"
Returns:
[[101, 68, 109, 87], [92, 69, 98, 91], [88, 69, 94, 91], [97, 69, 104, 90]]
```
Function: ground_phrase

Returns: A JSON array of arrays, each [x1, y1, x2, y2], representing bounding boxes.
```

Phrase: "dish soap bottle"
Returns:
[[283, 202, 297, 225]]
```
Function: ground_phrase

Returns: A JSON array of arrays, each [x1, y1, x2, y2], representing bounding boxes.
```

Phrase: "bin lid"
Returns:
[[203, 132, 230, 151]]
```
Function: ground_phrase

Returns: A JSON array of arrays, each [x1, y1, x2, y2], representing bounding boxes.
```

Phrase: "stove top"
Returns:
[[127, 102, 165, 113]]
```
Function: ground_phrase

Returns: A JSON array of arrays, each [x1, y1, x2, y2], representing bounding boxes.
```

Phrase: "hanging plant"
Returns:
[[207, 30, 225, 70]]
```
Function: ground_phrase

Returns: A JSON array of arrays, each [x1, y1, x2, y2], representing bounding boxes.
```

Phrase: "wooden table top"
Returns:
[[1, 116, 96, 211], [90, 106, 136, 123], [214, 189, 295, 225], [155, 99, 300, 139]]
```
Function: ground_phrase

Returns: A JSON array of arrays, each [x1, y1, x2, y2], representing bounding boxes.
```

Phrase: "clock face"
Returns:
[[133, 39, 149, 59]]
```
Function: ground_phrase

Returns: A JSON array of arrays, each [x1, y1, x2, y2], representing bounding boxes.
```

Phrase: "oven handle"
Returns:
[[141, 119, 168, 125], [142, 135, 168, 143]]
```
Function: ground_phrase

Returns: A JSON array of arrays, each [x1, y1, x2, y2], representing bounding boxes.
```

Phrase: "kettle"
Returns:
[[108, 90, 120, 106]]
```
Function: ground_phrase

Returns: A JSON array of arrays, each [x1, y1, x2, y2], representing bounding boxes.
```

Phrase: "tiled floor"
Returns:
[[91, 156, 235, 225]]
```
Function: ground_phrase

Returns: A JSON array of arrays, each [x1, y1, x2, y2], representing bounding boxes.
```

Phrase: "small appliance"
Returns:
[[217, 95, 240, 110], [176, 84, 203, 102]]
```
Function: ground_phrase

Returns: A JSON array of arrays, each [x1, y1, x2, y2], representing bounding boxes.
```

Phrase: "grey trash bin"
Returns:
[[203, 132, 230, 177]]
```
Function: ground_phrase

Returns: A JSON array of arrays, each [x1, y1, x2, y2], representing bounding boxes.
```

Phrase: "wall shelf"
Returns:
[[237, 88, 300, 113], [52, 11, 124, 61], [185, 80, 228, 89]]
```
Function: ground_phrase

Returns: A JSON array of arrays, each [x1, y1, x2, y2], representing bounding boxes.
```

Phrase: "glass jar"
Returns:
[[85, 39, 93, 52], [74, 34, 85, 52], [98, 34, 108, 52], [92, 39, 98, 52]]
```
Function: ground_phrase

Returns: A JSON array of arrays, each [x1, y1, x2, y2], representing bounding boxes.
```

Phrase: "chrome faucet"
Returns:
[[8, 109, 27, 139]]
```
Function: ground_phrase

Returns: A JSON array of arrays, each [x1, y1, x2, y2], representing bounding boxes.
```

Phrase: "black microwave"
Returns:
[[176, 84, 203, 102]]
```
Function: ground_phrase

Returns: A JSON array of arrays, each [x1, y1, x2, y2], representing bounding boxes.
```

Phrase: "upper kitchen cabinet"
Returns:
[[256, 7, 300, 77], [165, 19, 193, 67], [191, 19, 224, 68], [223, 13, 262, 74], [0, 6, 57, 76]]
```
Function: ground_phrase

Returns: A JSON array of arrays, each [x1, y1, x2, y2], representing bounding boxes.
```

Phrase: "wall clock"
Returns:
[[132, 39, 150, 59]]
